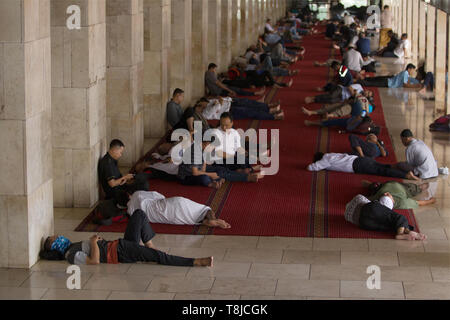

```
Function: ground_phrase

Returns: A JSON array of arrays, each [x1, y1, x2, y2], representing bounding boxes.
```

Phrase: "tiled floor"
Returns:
[[1, 51, 450, 301]]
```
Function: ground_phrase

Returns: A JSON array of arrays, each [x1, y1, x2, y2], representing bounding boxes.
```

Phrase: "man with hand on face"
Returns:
[[98, 139, 149, 203]]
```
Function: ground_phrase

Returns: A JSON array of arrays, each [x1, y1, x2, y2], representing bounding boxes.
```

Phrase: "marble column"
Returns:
[[143, 0, 171, 138], [418, 0, 426, 62], [240, 0, 250, 53], [0, 0, 53, 268], [247, 0, 255, 40], [208, 0, 222, 70], [107, 0, 145, 167], [221, 0, 232, 69], [426, 5, 436, 74], [191, 0, 208, 100], [411, 0, 419, 62], [51, 0, 107, 208], [402, 0, 407, 34], [231, 0, 242, 58], [171, 0, 192, 106], [435, 9, 447, 114]]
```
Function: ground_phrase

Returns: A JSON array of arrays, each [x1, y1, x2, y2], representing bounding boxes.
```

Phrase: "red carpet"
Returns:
[[75, 28, 419, 238]]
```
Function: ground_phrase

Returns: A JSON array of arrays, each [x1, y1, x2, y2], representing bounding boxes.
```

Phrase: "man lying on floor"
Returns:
[[307, 152, 420, 181], [357, 64, 422, 89], [203, 96, 285, 121], [361, 180, 436, 210], [345, 193, 427, 240], [40, 210, 213, 267], [304, 83, 365, 105], [116, 190, 231, 229]]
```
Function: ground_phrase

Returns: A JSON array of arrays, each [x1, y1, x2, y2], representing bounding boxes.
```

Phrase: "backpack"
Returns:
[[429, 115, 450, 132], [93, 199, 127, 226], [348, 116, 381, 135]]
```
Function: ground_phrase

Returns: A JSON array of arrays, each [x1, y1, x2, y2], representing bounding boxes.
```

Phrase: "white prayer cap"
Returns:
[[379, 196, 394, 210]]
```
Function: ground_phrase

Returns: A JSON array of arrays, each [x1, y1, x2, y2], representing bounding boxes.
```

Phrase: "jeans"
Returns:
[[214, 153, 252, 171], [208, 165, 249, 182], [262, 56, 290, 76], [349, 135, 380, 159], [382, 51, 398, 58], [424, 72, 434, 90], [358, 76, 390, 87], [180, 175, 213, 187], [117, 210, 194, 266], [230, 99, 274, 120], [221, 86, 255, 97], [353, 157, 406, 179], [359, 202, 409, 232], [314, 86, 343, 104], [322, 117, 349, 128]]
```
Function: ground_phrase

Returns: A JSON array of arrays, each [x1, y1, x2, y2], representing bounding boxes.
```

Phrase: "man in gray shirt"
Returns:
[[396, 129, 439, 179], [166, 88, 185, 128]]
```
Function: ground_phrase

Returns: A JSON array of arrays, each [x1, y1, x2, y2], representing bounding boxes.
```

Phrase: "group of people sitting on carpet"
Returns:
[[304, 11, 440, 240]]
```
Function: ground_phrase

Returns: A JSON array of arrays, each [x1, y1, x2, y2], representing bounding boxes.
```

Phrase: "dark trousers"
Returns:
[[359, 76, 390, 87], [118, 210, 194, 266], [231, 98, 275, 120], [246, 70, 286, 87], [349, 135, 380, 158], [214, 153, 252, 171], [110, 173, 149, 201], [359, 202, 410, 232], [220, 86, 255, 97], [223, 79, 252, 89], [180, 165, 249, 186], [353, 157, 406, 179], [314, 86, 343, 104]]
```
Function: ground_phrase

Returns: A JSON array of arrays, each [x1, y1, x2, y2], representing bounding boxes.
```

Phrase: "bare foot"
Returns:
[[204, 219, 231, 229], [301, 107, 313, 116], [316, 87, 324, 92], [269, 100, 281, 108], [274, 111, 285, 120], [252, 165, 263, 172], [418, 87, 427, 95], [290, 69, 299, 76], [405, 171, 421, 181], [304, 120, 314, 126], [270, 105, 281, 114], [193, 256, 213, 267], [287, 79, 294, 87], [305, 97, 314, 104], [257, 94, 266, 103]]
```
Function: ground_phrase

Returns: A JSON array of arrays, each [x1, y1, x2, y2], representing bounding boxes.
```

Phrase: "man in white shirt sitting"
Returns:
[[383, 33, 410, 59], [395, 129, 439, 179], [343, 44, 364, 74], [307, 152, 420, 181], [343, 13, 355, 26]]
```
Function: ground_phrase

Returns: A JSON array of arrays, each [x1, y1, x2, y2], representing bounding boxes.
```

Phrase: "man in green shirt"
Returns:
[[362, 180, 436, 210]]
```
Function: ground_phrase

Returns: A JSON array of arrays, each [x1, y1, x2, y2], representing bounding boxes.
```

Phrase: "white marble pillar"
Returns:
[[51, 0, 107, 208], [221, 0, 233, 68], [426, 5, 436, 74], [208, 0, 222, 70], [402, 0, 407, 34], [418, 0, 426, 62], [435, 9, 446, 114], [240, 0, 250, 53], [144, 0, 171, 138], [107, 0, 145, 167], [247, 0, 255, 40], [171, 0, 192, 106], [192, 0, 208, 100], [0, 0, 53, 268], [411, 0, 419, 62], [231, 0, 242, 58]]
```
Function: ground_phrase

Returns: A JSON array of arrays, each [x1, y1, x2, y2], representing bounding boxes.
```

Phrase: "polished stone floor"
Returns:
[[1, 55, 450, 301]]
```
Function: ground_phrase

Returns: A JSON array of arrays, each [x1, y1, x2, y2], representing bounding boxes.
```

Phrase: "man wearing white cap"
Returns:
[[343, 44, 364, 73], [345, 192, 427, 240]]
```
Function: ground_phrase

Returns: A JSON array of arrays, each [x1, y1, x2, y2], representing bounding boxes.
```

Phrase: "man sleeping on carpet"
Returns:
[[307, 152, 420, 181], [39, 210, 213, 267], [116, 190, 231, 229], [345, 193, 427, 241]]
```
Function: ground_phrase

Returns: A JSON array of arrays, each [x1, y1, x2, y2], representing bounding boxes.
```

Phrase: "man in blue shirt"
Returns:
[[356, 32, 371, 56], [357, 64, 422, 89]]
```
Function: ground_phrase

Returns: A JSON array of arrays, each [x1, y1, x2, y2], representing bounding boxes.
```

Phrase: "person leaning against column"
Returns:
[[379, 5, 393, 49]]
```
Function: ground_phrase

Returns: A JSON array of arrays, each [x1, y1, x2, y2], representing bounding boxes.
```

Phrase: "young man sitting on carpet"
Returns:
[[177, 139, 264, 189], [307, 152, 420, 181], [40, 210, 213, 267], [361, 180, 436, 210], [345, 193, 427, 240], [116, 190, 231, 229]]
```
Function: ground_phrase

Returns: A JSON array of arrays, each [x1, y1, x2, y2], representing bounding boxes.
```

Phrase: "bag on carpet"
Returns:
[[93, 199, 127, 226], [348, 116, 381, 135], [429, 115, 450, 132]]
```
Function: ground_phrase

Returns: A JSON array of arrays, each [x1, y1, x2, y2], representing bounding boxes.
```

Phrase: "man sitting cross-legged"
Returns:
[[345, 193, 427, 241], [116, 190, 231, 229], [307, 152, 420, 181], [40, 210, 213, 267]]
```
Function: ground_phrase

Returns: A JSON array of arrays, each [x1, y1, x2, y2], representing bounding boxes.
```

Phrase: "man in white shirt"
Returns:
[[343, 13, 355, 26], [380, 5, 393, 48], [265, 18, 275, 33], [393, 34, 410, 59], [124, 191, 231, 229], [307, 152, 420, 180], [396, 129, 439, 179], [305, 84, 364, 105], [343, 45, 364, 73]]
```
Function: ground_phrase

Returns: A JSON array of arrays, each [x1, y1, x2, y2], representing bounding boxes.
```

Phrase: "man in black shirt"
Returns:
[[98, 139, 149, 201]]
